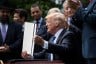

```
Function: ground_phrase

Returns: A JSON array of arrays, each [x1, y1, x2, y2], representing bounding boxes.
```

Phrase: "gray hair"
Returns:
[[47, 7, 61, 15]]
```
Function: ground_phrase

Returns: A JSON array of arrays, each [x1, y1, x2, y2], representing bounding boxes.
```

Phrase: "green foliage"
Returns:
[[0, 0, 89, 20], [81, 0, 90, 7], [7, 0, 61, 20]]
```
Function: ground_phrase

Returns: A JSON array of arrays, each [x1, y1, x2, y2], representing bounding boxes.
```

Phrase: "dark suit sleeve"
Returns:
[[85, 13, 96, 24], [9, 23, 23, 52], [82, 0, 96, 24], [37, 25, 52, 41], [71, 7, 83, 30], [47, 31, 75, 56]]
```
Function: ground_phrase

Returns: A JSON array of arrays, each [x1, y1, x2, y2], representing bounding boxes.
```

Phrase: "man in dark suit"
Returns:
[[21, 3, 51, 59], [64, 0, 96, 64], [0, 0, 23, 61], [81, 0, 96, 64], [30, 3, 51, 40], [35, 12, 84, 64]]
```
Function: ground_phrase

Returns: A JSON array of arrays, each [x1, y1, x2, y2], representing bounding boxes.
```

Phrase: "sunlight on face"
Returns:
[[31, 6, 42, 20], [63, 3, 76, 17], [13, 13, 20, 22], [46, 17, 57, 34]]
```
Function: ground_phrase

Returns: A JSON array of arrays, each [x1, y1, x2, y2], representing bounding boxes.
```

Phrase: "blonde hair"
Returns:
[[63, 0, 81, 10], [47, 7, 61, 15], [45, 12, 69, 29]]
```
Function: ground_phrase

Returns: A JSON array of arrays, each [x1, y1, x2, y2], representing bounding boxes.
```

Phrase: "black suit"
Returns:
[[71, 0, 96, 64], [46, 28, 84, 64], [82, 1, 96, 64], [36, 18, 52, 41], [0, 22, 23, 61], [33, 18, 52, 59]]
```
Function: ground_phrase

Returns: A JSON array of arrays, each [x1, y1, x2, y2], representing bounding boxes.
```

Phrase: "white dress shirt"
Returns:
[[34, 17, 43, 28], [43, 28, 63, 49], [0, 23, 8, 32], [43, 28, 63, 61], [0, 23, 8, 42], [67, 17, 72, 25]]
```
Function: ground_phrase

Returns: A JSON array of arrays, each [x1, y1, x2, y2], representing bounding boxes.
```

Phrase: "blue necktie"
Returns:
[[49, 36, 56, 43], [48, 36, 56, 61], [1, 24, 6, 42]]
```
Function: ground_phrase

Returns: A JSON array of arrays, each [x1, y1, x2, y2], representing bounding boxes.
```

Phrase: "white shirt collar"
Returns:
[[67, 17, 72, 25], [53, 28, 63, 44], [34, 17, 43, 24], [34, 17, 43, 28], [0, 22, 8, 31]]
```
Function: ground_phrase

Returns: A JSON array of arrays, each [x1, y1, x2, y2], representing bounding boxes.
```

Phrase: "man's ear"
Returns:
[[55, 21, 59, 27]]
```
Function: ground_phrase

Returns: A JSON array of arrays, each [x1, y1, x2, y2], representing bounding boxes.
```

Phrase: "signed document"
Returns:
[[22, 22, 36, 57]]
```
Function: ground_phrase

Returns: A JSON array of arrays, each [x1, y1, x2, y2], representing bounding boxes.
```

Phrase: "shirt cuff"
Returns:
[[43, 40, 48, 49]]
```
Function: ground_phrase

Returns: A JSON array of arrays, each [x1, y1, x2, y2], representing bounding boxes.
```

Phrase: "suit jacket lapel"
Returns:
[[40, 18, 46, 28], [56, 29, 66, 44], [4, 23, 12, 43], [0, 29, 3, 45]]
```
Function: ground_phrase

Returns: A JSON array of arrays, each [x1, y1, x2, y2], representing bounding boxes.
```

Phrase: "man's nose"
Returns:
[[68, 8, 71, 12], [34, 12, 38, 16]]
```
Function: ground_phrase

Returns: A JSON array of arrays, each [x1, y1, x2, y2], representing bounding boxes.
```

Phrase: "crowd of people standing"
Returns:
[[0, 0, 96, 64]]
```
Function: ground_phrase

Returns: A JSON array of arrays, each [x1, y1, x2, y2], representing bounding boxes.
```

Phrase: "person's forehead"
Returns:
[[0, 8, 10, 12], [46, 17, 53, 20], [63, 4, 75, 10], [46, 17, 55, 23], [31, 6, 40, 11], [14, 13, 20, 16], [63, 3, 69, 8]]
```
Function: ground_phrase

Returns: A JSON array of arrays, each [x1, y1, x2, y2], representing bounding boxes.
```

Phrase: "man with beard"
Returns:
[[0, 0, 23, 61]]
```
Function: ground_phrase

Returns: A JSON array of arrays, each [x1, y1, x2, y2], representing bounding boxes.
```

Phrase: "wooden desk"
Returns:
[[4, 59, 64, 64]]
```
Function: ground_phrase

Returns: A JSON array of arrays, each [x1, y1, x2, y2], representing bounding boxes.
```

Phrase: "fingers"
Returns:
[[21, 51, 27, 58], [0, 46, 6, 52], [21, 51, 32, 59], [35, 36, 44, 46], [0, 60, 4, 64], [0, 46, 5, 50]]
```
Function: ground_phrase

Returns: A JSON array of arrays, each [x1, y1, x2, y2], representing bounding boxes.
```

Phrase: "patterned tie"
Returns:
[[49, 36, 56, 43], [36, 21, 39, 33], [1, 24, 7, 42], [48, 36, 56, 61]]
